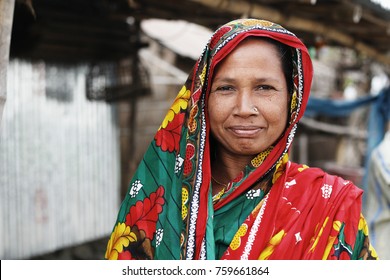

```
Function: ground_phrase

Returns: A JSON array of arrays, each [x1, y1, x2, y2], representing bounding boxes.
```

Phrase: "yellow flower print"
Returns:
[[182, 187, 189, 220], [333, 220, 341, 231], [188, 105, 199, 134], [322, 220, 341, 259], [105, 222, 137, 260], [272, 153, 289, 183], [309, 217, 329, 254], [160, 86, 191, 130], [298, 165, 309, 172], [259, 230, 286, 260], [251, 148, 272, 167], [199, 65, 207, 86], [358, 214, 379, 259], [358, 213, 369, 235], [290, 91, 297, 112], [212, 187, 225, 204], [230, 224, 248, 250], [241, 19, 273, 27], [369, 244, 379, 259], [182, 205, 188, 221]]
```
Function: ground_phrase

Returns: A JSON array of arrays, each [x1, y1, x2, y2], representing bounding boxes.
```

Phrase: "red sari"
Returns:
[[105, 18, 377, 260], [221, 161, 375, 260]]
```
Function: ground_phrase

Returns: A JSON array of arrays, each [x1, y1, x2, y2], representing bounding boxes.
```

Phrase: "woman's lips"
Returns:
[[229, 126, 263, 137]]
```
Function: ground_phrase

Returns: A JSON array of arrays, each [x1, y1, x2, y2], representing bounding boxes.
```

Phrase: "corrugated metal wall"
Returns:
[[0, 60, 121, 259]]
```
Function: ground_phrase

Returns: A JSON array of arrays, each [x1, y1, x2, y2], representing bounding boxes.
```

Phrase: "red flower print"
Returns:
[[125, 186, 165, 240], [191, 88, 202, 104], [209, 26, 232, 50], [118, 250, 133, 260], [233, 171, 244, 183], [155, 113, 184, 153], [183, 143, 195, 176], [188, 106, 199, 134]]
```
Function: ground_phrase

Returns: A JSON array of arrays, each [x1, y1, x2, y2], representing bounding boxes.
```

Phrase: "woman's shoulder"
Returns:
[[288, 161, 361, 191], [286, 161, 363, 204], [287, 161, 325, 178]]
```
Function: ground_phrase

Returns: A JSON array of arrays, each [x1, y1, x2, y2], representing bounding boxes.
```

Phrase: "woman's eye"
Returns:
[[212, 85, 235, 93], [256, 85, 275, 91], [217, 85, 234, 91]]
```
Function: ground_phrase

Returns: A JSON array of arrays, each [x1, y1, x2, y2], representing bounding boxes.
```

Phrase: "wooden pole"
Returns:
[[0, 0, 15, 122]]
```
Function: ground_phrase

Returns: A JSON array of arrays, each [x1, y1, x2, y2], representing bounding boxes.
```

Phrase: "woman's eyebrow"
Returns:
[[212, 76, 235, 83], [213, 76, 280, 84]]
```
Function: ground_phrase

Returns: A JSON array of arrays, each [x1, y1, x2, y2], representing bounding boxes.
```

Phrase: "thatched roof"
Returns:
[[11, 0, 390, 67]]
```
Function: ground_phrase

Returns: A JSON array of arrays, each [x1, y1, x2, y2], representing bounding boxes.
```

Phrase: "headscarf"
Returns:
[[105, 19, 377, 260]]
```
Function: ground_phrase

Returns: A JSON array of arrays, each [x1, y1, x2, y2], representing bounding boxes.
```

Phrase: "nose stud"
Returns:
[[253, 106, 258, 112]]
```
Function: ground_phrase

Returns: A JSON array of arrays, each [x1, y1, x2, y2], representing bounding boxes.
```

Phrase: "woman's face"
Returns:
[[208, 38, 289, 158]]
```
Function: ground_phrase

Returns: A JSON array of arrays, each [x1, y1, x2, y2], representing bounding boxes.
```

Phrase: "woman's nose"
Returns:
[[234, 92, 258, 117]]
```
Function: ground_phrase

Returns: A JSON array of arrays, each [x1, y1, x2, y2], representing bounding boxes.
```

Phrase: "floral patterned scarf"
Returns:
[[105, 19, 377, 260]]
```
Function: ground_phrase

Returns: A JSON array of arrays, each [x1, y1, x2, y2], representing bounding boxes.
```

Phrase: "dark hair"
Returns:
[[259, 37, 294, 95]]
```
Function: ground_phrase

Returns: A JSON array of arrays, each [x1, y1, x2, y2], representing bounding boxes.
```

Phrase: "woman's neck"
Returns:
[[211, 149, 253, 186]]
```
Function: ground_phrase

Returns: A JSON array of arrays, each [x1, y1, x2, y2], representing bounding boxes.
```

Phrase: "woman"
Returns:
[[105, 19, 377, 260]]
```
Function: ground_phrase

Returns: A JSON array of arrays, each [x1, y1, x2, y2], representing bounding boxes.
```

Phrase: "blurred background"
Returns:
[[0, 0, 389, 260]]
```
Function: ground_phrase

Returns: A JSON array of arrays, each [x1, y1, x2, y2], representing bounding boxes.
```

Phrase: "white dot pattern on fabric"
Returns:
[[246, 189, 262, 199], [129, 179, 143, 198], [156, 229, 164, 247], [321, 184, 332, 199], [175, 154, 184, 174], [295, 232, 302, 243], [285, 179, 297, 188]]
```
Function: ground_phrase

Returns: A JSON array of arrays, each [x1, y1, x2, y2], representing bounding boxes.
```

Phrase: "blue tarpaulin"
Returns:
[[304, 86, 390, 194], [305, 94, 378, 118]]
